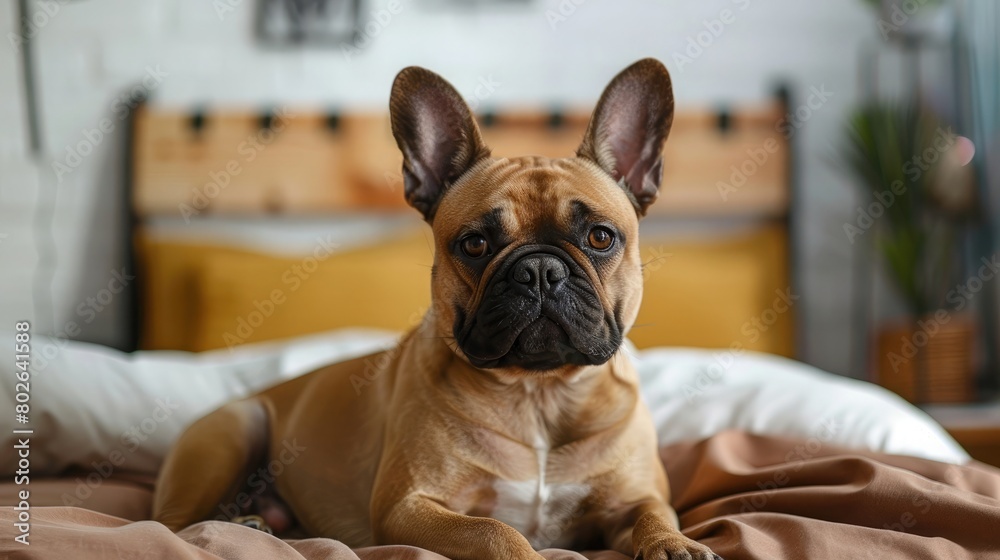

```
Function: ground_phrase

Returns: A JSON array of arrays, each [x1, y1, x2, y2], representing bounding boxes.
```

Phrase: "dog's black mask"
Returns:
[[455, 244, 623, 371]]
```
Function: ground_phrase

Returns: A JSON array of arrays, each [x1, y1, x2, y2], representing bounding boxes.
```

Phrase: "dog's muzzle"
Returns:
[[455, 245, 622, 371]]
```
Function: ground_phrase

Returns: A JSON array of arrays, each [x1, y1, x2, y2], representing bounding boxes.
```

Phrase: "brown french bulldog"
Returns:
[[153, 58, 721, 560]]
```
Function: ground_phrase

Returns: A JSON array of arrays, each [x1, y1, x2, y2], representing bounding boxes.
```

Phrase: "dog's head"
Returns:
[[389, 59, 673, 375]]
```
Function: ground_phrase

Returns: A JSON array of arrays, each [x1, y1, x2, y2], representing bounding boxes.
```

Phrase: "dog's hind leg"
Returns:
[[153, 399, 269, 531]]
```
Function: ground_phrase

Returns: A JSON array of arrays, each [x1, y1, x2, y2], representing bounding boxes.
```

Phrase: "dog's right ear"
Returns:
[[389, 67, 491, 222], [577, 58, 674, 217]]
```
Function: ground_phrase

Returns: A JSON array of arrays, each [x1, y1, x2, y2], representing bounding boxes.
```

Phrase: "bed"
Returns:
[[0, 330, 998, 558], [2, 99, 999, 558]]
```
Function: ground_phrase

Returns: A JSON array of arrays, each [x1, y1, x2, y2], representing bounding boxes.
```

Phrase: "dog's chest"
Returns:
[[485, 435, 592, 549]]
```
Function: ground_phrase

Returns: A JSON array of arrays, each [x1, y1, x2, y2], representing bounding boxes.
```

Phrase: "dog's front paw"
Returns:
[[232, 515, 273, 535], [635, 535, 722, 560]]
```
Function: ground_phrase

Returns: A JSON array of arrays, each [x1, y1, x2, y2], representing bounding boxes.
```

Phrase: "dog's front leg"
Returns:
[[375, 493, 545, 560], [604, 499, 721, 560]]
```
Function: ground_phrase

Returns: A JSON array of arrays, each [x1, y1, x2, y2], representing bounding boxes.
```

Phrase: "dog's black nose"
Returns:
[[510, 254, 569, 296]]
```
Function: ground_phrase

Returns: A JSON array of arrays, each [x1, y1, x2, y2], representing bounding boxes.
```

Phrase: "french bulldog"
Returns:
[[154, 58, 721, 560]]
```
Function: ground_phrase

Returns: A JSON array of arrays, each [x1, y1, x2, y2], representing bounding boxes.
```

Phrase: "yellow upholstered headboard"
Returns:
[[136, 230, 433, 351], [138, 225, 791, 356], [632, 225, 793, 356]]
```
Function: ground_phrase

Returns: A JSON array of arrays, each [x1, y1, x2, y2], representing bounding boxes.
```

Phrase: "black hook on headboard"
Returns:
[[716, 107, 733, 134], [479, 111, 497, 128], [325, 112, 341, 131], [259, 109, 277, 131], [773, 83, 792, 112], [547, 109, 565, 130], [189, 109, 207, 134]]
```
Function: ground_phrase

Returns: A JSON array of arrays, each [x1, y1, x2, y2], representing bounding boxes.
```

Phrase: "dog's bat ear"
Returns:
[[577, 58, 674, 217], [389, 66, 491, 222]]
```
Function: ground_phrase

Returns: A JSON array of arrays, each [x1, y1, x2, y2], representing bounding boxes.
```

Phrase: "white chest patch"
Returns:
[[489, 436, 591, 549]]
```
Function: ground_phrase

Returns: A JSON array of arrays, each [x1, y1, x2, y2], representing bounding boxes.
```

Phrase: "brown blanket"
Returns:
[[2, 431, 999, 559]]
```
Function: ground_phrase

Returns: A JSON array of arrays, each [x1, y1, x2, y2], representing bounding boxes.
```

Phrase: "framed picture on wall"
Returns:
[[256, 0, 362, 46]]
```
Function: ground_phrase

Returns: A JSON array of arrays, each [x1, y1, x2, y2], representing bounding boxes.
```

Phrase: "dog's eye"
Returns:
[[461, 235, 489, 258], [587, 227, 614, 251]]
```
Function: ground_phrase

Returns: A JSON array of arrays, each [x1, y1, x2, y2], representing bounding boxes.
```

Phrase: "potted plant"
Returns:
[[842, 103, 979, 403]]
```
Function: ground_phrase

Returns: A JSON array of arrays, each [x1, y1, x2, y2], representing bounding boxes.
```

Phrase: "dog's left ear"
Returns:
[[389, 66, 491, 222], [577, 58, 674, 216]]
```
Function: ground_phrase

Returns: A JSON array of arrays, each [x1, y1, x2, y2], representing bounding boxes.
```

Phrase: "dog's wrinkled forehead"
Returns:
[[432, 156, 639, 244]]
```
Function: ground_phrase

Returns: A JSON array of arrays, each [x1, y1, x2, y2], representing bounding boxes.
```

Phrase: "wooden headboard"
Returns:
[[127, 93, 796, 355], [132, 106, 788, 219]]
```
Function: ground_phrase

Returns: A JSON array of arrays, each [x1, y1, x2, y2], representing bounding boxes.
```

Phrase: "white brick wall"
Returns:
[[0, 160, 40, 330], [0, 0, 882, 375], [0, 1, 28, 159]]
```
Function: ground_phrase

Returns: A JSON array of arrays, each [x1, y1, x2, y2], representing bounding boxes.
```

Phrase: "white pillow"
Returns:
[[0, 329, 398, 476], [0, 331, 968, 478], [634, 347, 969, 464]]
